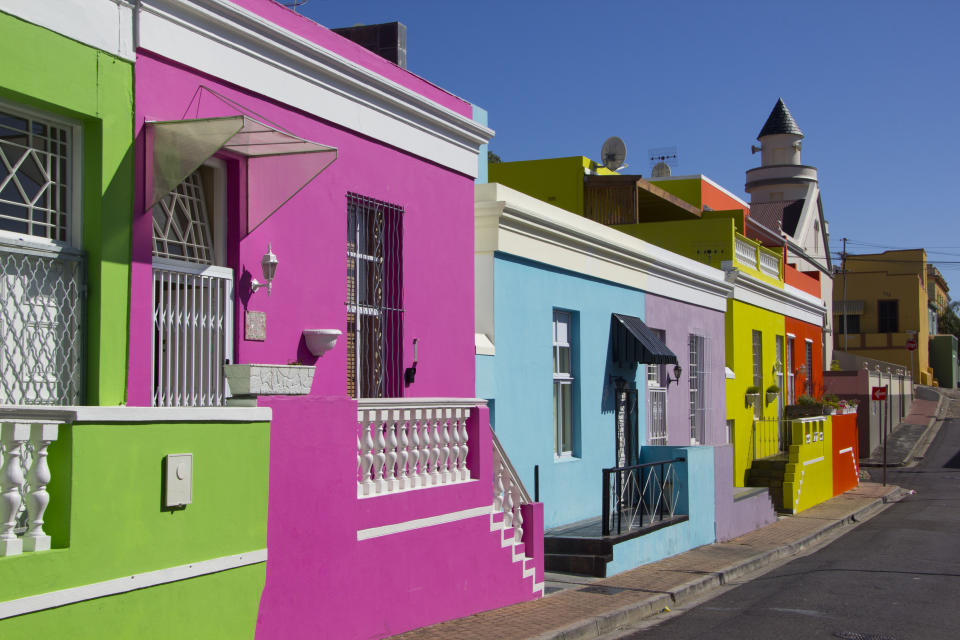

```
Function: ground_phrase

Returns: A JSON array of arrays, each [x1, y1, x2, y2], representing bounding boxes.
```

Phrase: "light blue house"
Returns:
[[475, 183, 732, 576]]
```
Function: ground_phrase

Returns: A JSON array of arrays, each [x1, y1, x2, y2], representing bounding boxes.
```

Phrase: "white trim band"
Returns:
[[357, 505, 492, 541], [838, 446, 853, 455], [802, 456, 825, 467], [0, 548, 267, 620], [0, 406, 272, 423]]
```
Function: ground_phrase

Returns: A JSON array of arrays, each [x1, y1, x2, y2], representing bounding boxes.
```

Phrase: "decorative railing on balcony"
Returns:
[[752, 417, 789, 460], [0, 239, 84, 406], [734, 234, 757, 270], [601, 457, 683, 536], [357, 399, 474, 497], [758, 249, 781, 279], [0, 410, 69, 557], [152, 260, 233, 407], [491, 427, 531, 542]]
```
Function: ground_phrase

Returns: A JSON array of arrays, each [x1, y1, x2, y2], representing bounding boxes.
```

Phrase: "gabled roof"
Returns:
[[758, 98, 804, 139], [750, 199, 805, 236]]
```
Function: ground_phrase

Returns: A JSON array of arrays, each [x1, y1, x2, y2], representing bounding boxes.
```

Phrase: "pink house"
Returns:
[[130, 1, 542, 637]]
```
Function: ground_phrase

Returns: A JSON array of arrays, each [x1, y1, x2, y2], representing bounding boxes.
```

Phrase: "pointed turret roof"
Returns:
[[757, 98, 804, 139]]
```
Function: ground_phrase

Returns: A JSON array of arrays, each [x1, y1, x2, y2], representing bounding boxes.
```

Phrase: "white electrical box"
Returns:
[[165, 453, 193, 507]]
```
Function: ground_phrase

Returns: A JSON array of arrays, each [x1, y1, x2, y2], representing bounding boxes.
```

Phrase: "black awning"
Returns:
[[611, 313, 678, 365]]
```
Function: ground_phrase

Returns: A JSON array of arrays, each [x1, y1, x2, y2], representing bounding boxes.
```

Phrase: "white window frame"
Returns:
[[786, 334, 795, 404], [688, 333, 708, 445], [0, 98, 83, 248], [553, 309, 574, 458], [752, 329, 763, 419], [647, 328, 667, 446]]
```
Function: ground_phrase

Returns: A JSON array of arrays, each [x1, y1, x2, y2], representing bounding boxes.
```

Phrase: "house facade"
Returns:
[[2, 1, 542, 638]]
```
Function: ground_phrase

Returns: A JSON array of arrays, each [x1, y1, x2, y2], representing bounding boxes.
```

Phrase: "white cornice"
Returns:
[[726, 268, 826, 326], [476, 183, 732, 313], [2, 0, 135, 61], [0, 405, 272, 423], [137, 0, 492, 176]]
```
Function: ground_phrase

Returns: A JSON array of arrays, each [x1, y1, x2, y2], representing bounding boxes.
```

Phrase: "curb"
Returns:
[[529, 488, 902, 640]]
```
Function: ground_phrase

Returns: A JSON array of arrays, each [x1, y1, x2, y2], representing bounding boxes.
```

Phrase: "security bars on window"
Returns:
[[688, 334, 707, 444], [346, 193, 404, 399], [0, 241, 84, 405], [752, 330, 763, 419], [0, 109, 71, 243], [152, 169, 231, 407]]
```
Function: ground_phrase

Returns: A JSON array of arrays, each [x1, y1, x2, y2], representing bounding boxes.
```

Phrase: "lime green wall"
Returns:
[[0, 419, 269, 633], [726, 300, 787, 486], [489, 156, 616, 215], [783, 417, 834, 513], [0, 564, 264, 640], [0, 12, 134, 405], [615, 217, 735, 270], [648, 177, 702, 209]]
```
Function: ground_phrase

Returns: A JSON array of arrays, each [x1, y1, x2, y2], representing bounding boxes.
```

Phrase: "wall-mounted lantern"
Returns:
[[665, 364, 683, 388], [251, 243, 278, 295], [404, 338, 419, 386]]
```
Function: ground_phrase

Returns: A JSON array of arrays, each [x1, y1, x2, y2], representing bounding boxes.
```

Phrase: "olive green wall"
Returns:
[[0, 419, 269, 635], [489, 156, 618, 215], [0, 12, 134, 404]]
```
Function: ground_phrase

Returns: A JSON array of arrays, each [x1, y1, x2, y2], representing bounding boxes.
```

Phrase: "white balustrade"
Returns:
[[758, 250, 780, 278], [734, 235, 758, 269], [490, 428, 530, 543], [356, 400, 475, 497], [0, 420, 61, 556]]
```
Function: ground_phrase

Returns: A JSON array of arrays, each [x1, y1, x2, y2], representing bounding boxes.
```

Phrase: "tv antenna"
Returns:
[[282, 0, 309, 12], [600, 137, 627, 172], [648, 146, 678, 178]]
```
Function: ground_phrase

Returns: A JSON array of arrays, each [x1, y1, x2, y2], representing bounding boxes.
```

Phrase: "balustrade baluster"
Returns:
[[22, 423, 58, 552], [502, 474, 515, 529], [385, 411, 399, 492], [512, 488, 524, 542], [428, 410, 441, 485], [0, 423, 30, 556], [438, 408, 452, 483], [448, 409, 461, 482], [458, 409, 470, 481], [492, 453, 504, 512], [407, 409, 421, 489], [397, 410, 410, 491], [373, 411, 387, 494], [420, 409, 433, 486], [359, 412, 375, 497]]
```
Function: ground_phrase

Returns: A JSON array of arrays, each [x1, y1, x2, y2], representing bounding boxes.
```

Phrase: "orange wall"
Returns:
[[785, 264, 821, 297], [832, 413, 860, 496], [786, 317, 823, 398], [702, 180, 748, 213]]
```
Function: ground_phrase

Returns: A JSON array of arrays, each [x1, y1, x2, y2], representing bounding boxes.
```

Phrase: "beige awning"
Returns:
[[147, 115, 337, 234], [834, 300, 865, 315]]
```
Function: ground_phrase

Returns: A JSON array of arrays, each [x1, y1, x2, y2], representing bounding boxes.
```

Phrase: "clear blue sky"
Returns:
[[299, 0, 960, 296]]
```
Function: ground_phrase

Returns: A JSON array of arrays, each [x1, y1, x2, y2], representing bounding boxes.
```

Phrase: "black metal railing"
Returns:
[[601, 456, 684, 536]]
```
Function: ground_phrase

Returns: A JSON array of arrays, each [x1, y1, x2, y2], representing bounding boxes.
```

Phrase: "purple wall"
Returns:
[[256, 398, 541, 639], [129, 51, 476, 403], [713, 445, 776, 541], [643, 294, 726, 445]]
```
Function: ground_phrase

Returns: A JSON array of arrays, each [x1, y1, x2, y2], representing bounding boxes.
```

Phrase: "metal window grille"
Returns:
[[152, 263, 233, 407], [346, 193, 403, 399], [152, 170, 215, 264], [752, 330, 763, 419], [152, 168, 231, 407], [786, 336, 795, 404], [688, 334, 707, 443], [775, 334, 784, 416], [0, 240, 84, 405], [553, 310, 574, 455], [0, 109, 71, 243], [647, 328, 666, 445], [805, 340, 814, 396]]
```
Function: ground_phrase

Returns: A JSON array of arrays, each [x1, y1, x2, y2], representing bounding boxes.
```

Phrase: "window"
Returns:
[[752, 330, 763, 419], [151, 162, 233, 407], [804, 339, 814, 396], [878, 300, 898, 333], [836, 314, 860, 334], [648, 329, 666, 445], [786, 335, 795, 404], [0, 107, 74, 243], [689, 334, 707, 444], [775, 335, 784, 420], [346, 193, 404, 398], [553, 310, 574, 456]]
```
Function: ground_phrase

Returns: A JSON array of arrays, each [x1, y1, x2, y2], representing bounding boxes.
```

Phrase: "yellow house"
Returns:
[[834, 249, 933, 383]]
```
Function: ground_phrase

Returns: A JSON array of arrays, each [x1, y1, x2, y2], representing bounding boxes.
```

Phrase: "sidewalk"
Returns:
[[860, 386, 949, 467], [392, 483, 904, 640]]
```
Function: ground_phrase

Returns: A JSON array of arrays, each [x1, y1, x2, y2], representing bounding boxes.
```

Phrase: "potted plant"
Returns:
[[765, 384, 780, 405], [745, 385, 761, 408]]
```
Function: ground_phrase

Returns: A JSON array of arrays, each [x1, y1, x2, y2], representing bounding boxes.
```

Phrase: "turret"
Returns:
[[745, 98, 817, 203]]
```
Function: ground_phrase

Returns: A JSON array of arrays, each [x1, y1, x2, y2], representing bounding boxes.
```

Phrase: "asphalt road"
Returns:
[[617, 411, 960, 640]]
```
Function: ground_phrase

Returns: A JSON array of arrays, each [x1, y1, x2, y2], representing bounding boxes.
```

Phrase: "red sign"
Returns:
[[906, 338, 917, 351], [872, 386, 888, 401]]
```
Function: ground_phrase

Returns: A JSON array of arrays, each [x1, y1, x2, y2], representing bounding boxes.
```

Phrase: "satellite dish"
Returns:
[[600, 137, 627, 172]]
